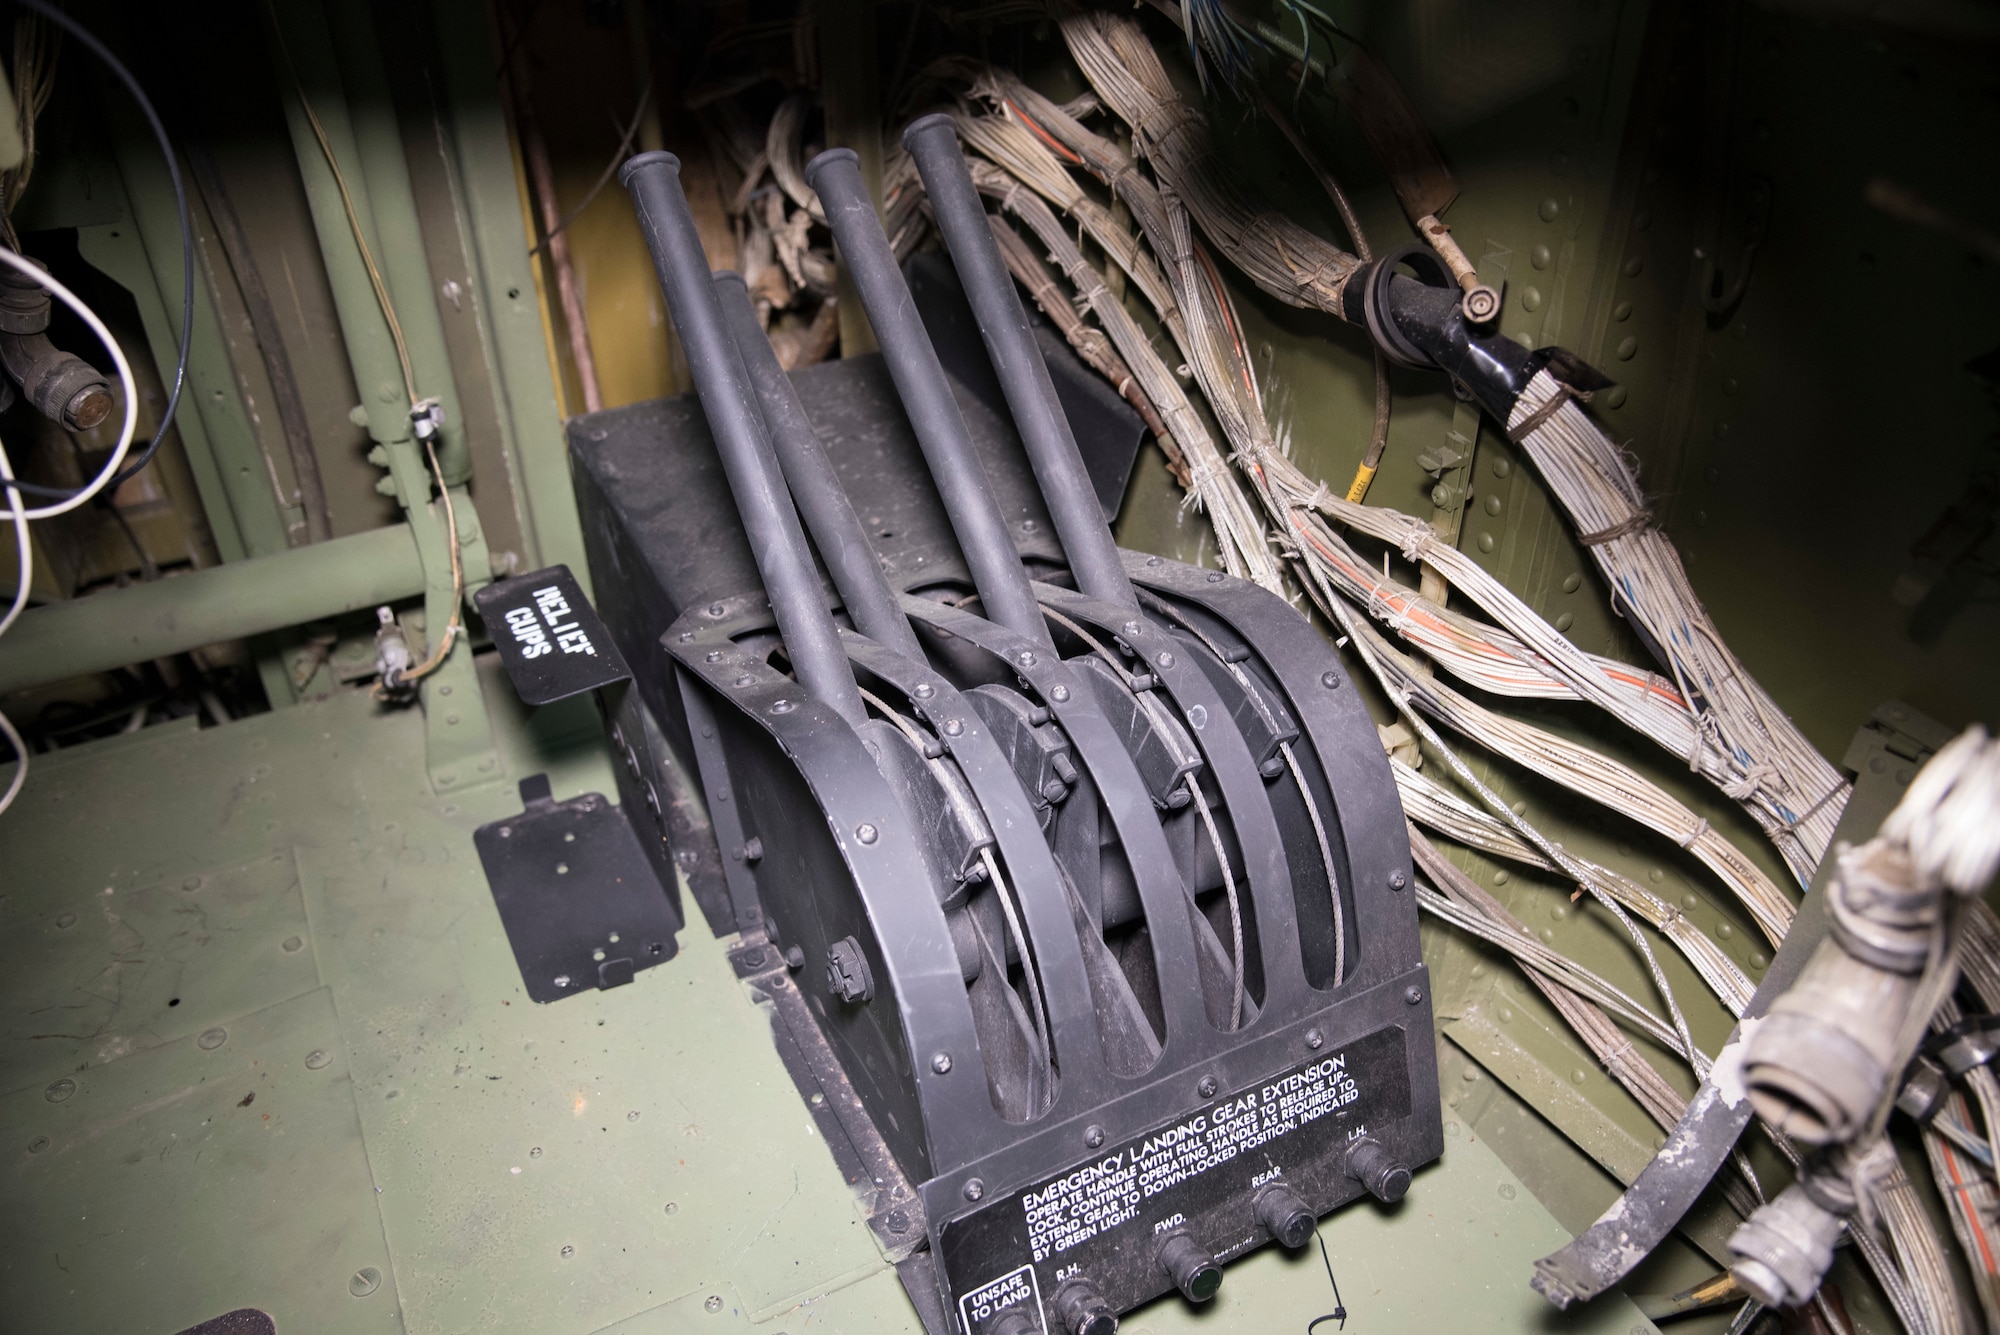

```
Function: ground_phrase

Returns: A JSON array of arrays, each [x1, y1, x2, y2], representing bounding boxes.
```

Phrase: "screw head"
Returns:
[[913, 682, 935, 699], [856, 823, 879, 845], [1405, 986, 1424, 1005], [305, 1049, 331, 1070], [1206, 571, 1225, 583], [706, 602, 727, 618], [1306, 1028, 1324, 1051], [963, 1178, 985, 1202], [678, 631, 695, 642], [931, 1051, 953, 1074], [771, 699, 795, 714], [1146, 555, 1164, 566], [886, 1209, 911, 1234], [281, 935, 304, 953], [704, 1294, 723, 1313], [1017, 650, 1037, 668], [1084, 1124, 1106, 1148], [349, 1267, 382, 1297], [1157, 651, 1176, 669], [704, 650, 723, 662], [27, 1136, 49, 1154], [1321, 670, 1341, 689], [1198, 1076, 1219, 1099], [733, 674, 753, 688], [560, 1245, 575, 1258], [197, 1027, 228, 1051], [1123, 620, 1143, 637], [1388, 870, 1408, 891], [44, 1078, 75, 1103], [1050, 684, 1070, 703]]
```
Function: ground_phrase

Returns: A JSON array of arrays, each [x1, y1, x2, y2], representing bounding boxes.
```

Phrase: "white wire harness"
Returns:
[[0, 245, 144, 817]]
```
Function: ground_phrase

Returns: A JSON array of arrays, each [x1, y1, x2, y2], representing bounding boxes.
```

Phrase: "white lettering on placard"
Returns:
[[531, 585, 596, 656], [1013, 1053, 1363, 1263], [505, 605, 551, 658], [957, 1264, 1044, 1335]]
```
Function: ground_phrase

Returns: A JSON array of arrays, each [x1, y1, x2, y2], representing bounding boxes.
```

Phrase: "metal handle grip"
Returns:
[[619, 151, 865, 727], [903, 113, 1136, 611], [712, 271, 924, 662], [805, 147, 1053, 651]]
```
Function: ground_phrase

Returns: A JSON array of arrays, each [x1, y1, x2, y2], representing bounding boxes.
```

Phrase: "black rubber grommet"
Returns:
[[1362, 243, 1455, 371]]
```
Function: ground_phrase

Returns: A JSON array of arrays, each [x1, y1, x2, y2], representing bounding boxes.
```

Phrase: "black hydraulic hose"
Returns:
[[805, 148, 1054, 652], [903, 114, 1137, 612], [619, 152, 866, 728], [712, 270, 925, 663]]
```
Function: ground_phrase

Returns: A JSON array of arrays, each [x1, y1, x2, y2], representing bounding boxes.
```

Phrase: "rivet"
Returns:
[[1484, 494, 1503, 517], [705, 650, 723, 663], [1623, 257, 1645, 278], [28, 1136, 49, 1154], [1538, 197, 1560, 222], [1717, 923, 1735, 940], [445, 714, 459, 726], [439, 684, 452, 697], [1519, 286, 1542, 312], [627, 1110, 640, 1122], [942, 718, 964, 737], [1198, 1076, 1219, 1099], [349, 1267, 382, 1297], [1612, 300, 1633, 322], [1388, 870, 1407, 891], [282, 935, 304, 953], [556, 863, 569, 875], [1616, 336, 1638, 361], [963, 1178, 985, 1202], [1499, 1006, 1516, 1023], [1157, 651, 1175, 669], [679, 631, 695, 642], [1749, 951, 1768, 968], [1477, 532, 1496, 553], [1555, 612, 1574, 632], [1405, 986, 1424, 1005], [55, 912, 76, 930], [704, 1295, 723, 1313], [1050, 685, 1070, 703], [1571, 1069, 1587, 1084], [857, 823, 879, 844], [1605, 385, 1628, 408], [1562, 573, 1582, 593], [305, 1049, 331, 1070], [1085, 1125, 1106, 1148], [913, 683, 935, 699], [197, 1027, 228, 1051], [1530, 244, 1552, 270], [1306, 1028, 1324, 1050], [1321, 671, 1340, 689], [45, 1078, 75, 1103]]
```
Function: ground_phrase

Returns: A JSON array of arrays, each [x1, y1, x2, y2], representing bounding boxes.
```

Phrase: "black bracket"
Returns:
[[473, 774, 681, 1002]]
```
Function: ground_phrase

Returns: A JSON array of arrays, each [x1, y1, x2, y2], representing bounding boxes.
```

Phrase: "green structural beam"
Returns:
[[0, 523, 424, 696]]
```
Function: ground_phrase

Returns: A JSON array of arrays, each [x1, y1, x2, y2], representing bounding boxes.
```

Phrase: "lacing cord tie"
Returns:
[[1679, 817, 1710, 850]]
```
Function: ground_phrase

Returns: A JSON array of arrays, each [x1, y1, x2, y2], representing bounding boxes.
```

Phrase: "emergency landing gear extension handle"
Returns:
[[711, 271, 926, 663], [805, 147, 1055, 653], [902, 113, 1137, 613], [619, 151, 867, 728]]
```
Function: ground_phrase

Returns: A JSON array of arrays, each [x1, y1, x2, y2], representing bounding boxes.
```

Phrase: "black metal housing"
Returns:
[[592, 154, 1439, 1335]]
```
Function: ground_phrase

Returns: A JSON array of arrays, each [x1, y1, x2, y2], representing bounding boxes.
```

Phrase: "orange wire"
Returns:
[[1003, 98, 1084, 164]]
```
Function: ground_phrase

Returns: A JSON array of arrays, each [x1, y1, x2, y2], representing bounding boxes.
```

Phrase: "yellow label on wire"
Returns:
[[1344, 464, 1378, 504]]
